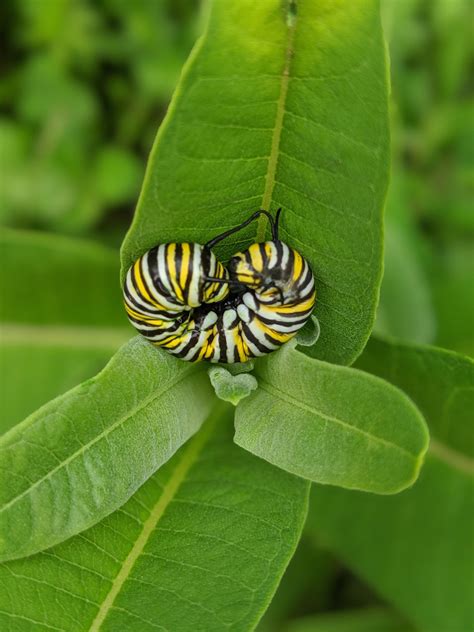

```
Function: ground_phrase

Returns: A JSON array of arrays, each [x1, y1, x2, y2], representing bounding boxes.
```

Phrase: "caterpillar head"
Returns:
[[228, 241, 314, 305]]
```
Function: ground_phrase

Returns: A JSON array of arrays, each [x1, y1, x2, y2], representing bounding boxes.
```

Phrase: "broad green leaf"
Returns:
[[374, 218, 436, 345], [430, 241, 474, 357], [373, 164, 435, 345], [307, 338, 474, 632], [0, 407, 310, 632], [0, 228, 127, 328], [0, 228, 130, 435], [285, 607, 414, 632], [234, 345, 428, 493], [121, 0, 390, 365], [356, 337, 474, 455], [0, 333, 127, 436], [0, 337, 213, 562]]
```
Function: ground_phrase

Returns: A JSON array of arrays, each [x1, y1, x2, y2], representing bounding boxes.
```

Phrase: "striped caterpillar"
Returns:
[[123, 209, 316, 363]]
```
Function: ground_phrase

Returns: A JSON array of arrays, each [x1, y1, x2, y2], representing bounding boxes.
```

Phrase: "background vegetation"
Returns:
[[0, 0, 472, 630]]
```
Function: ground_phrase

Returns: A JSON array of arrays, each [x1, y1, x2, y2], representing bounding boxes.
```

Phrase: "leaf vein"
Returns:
[[0, 365, 202, 516], [257, 380, 417, 461]]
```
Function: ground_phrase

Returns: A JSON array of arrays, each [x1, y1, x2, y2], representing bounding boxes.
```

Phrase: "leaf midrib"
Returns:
[[257, 379, 418, 461], [87, 407, 220, 631], [0, 365, 204, 516], [256, 2, 296, 241], [429, 438, 474, 476]]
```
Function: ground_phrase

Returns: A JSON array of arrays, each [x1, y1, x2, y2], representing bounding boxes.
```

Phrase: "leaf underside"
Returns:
[[235, 346, 428, 494], [0, 228, 130, 434], [0, 407, 309, 632], [0, 338, 213, 562]]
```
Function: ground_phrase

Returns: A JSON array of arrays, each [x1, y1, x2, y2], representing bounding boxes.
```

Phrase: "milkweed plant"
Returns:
[[0, 1, 472, 631]]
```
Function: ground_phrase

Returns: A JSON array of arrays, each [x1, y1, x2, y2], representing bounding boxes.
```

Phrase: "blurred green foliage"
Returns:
[[0, 0, 201, 243], [377, 0, 474, 356]]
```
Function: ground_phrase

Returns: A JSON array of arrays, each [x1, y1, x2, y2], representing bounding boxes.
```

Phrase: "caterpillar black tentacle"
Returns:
[[123, 210, 316, 363]]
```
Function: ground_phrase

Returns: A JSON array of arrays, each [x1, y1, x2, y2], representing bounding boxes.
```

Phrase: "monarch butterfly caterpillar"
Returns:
[[123, 209, 316, 363]]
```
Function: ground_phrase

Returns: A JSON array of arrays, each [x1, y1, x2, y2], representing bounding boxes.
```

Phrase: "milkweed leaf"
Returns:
[[121, 0, 390, 366], [234, 345, 428, 494], [0, 337, 213, 562], [0, 408, 309, 632]]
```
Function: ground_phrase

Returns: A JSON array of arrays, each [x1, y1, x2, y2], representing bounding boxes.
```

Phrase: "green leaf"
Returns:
[[307, 337, 474, 632], [0, 333, 127, 436], [430, 241, 474, 357], [374, 218, 436, 345], [0, 337, 214, 562], [208, 366, 258, 406], [0, 228, 127, 328], [0, 228, 131, 435], [356, 336, 474, 455], [234, 345, 428, 493], [0, 407, 310, 632], [121, 0, 390, 366], [285, 607, 415, 632]]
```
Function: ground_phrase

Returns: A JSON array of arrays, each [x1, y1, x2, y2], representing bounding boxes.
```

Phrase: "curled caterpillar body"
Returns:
[[123, 242, 229, 347], [123, 210, 316, 363]]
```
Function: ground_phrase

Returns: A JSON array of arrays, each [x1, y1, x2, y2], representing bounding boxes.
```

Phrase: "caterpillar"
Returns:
[[123, 209, 316, 363]]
